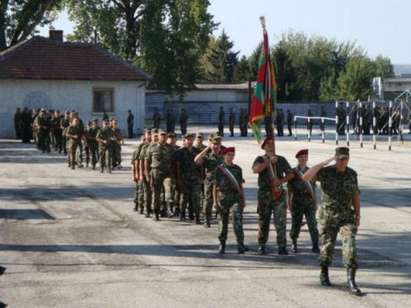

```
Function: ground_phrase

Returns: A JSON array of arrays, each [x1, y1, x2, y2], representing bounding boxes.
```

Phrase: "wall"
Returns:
[[0, 79, 145, 138]]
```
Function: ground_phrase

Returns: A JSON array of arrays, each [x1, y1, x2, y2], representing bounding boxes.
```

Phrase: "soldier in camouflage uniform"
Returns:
[[194, 135, 224, 227], [71, 112, 84, 167], [65, 118, 81, 169], [96, 119, 115, 173], [132, 134, 147, 213], [145, 130, 174, 221], [288, 149, 319, 253], [174, 133, 202, 223], [302, 147, 362, 295], [194, 133, 207, 213], [213, 147, 247, 254], [84, 120, 99, 169], [252, 137, 294, 255], [140, 130, 154, 217], [36, 109, 51, 153], [61, 111, 70, 155], [165, 132, 180, 217], [111, 119, 123, 169]]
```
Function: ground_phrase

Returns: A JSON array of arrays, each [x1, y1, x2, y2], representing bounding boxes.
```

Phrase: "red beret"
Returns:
[[295, 149, 308, 158], [221, 147, 235, 155], [261, 137, 273, 149]]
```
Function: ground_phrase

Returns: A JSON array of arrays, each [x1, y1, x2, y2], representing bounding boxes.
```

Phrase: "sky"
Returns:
[[39, 0, 411, 64]]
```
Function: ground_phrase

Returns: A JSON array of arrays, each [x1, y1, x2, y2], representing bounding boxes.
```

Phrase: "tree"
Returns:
[[0, 0, 63, 51], [234, 55, 251, 82], [206, 30, 239, 82], [372, 55, 394, 78]]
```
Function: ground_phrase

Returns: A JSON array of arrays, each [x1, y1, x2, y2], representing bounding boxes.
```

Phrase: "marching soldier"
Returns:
[[252, 137, 294, 255], [65, 118, 81, 169], [175, 133, 202, 223], [96, 119, 115, 173], [111, 119, 123, 169], [85, 120, 99, 169], [218, 107, 225, 137], [132, 134, 147, 213], [36, 109, 51, 153], [52, 110, 63, 153], [288, 149, 319, 253], [302, 147, 362, 295], [61, 111, 70, 155], [287, 109, 293, 137], [213, 147, 247, 254], [179, 108, 189, 136], [194, 135, 224, 227], [140, 130, 154, 217]]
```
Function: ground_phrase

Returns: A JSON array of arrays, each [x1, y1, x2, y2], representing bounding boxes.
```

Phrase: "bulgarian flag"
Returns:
[[249, 17, 277, 143]]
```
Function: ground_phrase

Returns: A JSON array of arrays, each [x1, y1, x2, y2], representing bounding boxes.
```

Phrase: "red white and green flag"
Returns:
[[248, 18, 277, 143]]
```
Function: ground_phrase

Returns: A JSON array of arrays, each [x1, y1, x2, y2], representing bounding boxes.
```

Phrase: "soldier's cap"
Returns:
[[335, 147, 350, 159], [152, 129, 159, 134], [159, 130, 167, 135], [196, 132, 204, 138], [211, 135, 222, 144], [295, 149, 308, 158], [261, 136, 273, 149], [208, 133, 215, 141], [221, 147, 235, 155], [168, 132, 176, 138], [144, 128, 152, 134], [184, 133, 195, 139]]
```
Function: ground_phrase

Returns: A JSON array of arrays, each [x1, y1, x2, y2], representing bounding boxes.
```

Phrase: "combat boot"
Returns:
[[180, 210, 186, 221], [278, 246, 289, 255], [312, 242, 320, 253], [258, 244, 267, 255], [237, 243, 246, 254], [204, 217, 211, 228], [218, 241, 226, 254], [347, 267, 362, 296], [292, 239, 298, 253], [0, 266, 6, 275], [154, 212, 160, 221], [320, 265, 332, 286]]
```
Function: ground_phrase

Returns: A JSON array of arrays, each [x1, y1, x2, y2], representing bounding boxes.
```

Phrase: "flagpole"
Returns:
[[260, 16, 276, 155]]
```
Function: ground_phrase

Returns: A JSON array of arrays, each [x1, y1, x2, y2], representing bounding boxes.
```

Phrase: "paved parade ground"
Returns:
[[0, 129, 410, 307]]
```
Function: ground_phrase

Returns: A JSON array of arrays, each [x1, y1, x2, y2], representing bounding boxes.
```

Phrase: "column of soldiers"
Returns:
[[131, 129, 363, 296], [14, 108, 124, 173]]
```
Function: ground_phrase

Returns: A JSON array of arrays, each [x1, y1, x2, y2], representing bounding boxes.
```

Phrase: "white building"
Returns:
[[0, 30, 148, 138]]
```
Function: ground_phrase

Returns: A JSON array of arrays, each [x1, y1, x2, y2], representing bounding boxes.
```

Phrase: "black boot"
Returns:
[[320, 265, 332, 286], [278, 246, 289, 255], [139, 207, 144, 215], [204, 217, 211, 228], [292, 240, 298, 253], [180, 210, 186, 221], [154, 212, 160, 221], [238, 243, 246, 254], [347, 267, 362, 296], [0, 266, 6, 275], [258, 244, 267, 255], [312, 242, 320, 253], [218, 241, 226, 254]]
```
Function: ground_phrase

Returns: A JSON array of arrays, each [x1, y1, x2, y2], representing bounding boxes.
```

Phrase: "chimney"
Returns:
[[49, 30, 63, 42]]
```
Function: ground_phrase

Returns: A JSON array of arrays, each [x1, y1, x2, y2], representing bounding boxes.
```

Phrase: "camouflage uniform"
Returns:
[[131, 142, 146, 213], [85, 126, 99, 169], [147, 142, 174, 219], [214, 163, 245, 245], [288, 166, 319, 248], [253, 155, 292, 250], [112, 127, 123, 168], [141, 143, 153, 216], [194, 141, 207, 212], [316, 166, 359, 268], [161, 143, 178, 216], [175, 146, 202, 222], [96, 127, 115, 173], [203, 149, 224, 226], [66, 125, 81, 169]]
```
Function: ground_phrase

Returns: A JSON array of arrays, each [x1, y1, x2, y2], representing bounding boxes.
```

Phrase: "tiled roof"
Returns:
[[0, 36, 149, 81]]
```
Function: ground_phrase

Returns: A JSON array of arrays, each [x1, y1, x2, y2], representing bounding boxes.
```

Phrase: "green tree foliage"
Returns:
[[67, 0, 216, 96], [0, 0, 63, 50], [205, 30, 239, 82]]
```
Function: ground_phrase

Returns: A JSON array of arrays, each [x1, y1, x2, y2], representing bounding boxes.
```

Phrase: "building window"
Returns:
[[93, 88, 114, 113]]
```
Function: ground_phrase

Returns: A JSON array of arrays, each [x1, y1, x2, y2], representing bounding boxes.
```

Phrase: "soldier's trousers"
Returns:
[[257, 190, 287, 248], [142, 178, 152, 214], [180, 181, 201, 218], [68, 143, 78, 168], [86, 144, 98, 167], [319, 220, 358, 268], [203, 179, 214, 222], [218, 201, 244, 244], [134, 181, 144, 211], [162, 176, 175, 213], [112, 143, 122, 167], [76, 141, 83, 165], [99, 147, 112, 172], [290, 200, 319, 245], [150, 170, 167, 215], [54, 131, 63, 152]]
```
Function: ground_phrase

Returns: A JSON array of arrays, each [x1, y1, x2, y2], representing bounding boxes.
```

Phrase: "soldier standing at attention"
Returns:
[[65, 118, 81, 170], [194, 135, 224, 227], [252, 137, 294, 255], [286, 109, 294, 137], [61, 111, 70, 155], [85, 120, 99, 169], [218, 107, 225, 137], [111, 119, 123, 169], [132, 134, 147, 213], [213, 147, 247, 254], [96, 119, 115, 174], [146, 130, 173, 221], [140, 130, 154, 217], [175, 134, 202, 223], [179, 109, 189, 136], [302, 147, 362, 296], [288, 149, 319, 253], [127, 110, 134, 138], [228, 109, 235, 137]]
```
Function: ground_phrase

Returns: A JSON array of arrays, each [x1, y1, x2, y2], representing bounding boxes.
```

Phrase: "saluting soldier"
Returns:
[[213, 147, 247, 254], [194, 135, 224, 227], [288, 149, 319, 253], [252, 137, 294, 255], [302, 147, 362, 296]]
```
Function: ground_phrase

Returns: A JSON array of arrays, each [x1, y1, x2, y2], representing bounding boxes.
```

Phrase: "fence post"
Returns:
[[372, 101, 377, 150], [389, 100, 393, 151], [346, 101, 350, 146]]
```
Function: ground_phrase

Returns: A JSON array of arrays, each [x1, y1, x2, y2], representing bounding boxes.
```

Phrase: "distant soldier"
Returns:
[[194, 135, 224, 227], [36, 109, 51, 153], [65, 118, 81, 169], [337, 104, 346, 135], [140, 130, 154, 217], [239, 109, 248, 137], [111, 119, 123, 169], [302, 147, 362, 295], [21, 108, 32, 143], [213, 147, 247, 254], [252, 137, 294, 255], [175, 133, 202, 223], [218, 107, 225, 137], [127, 110, 134, 138], [96, 119, 115, 173], [71, 112, 85, 167], [276, 108, 285, 137], [153, 108, 161, 130], [60, 111, 70, 155], [228, 109, 235, 137], [286, 109, 293, 136], [132, 134, 147, 213], [320, 106, 327, 132], [14, 108, 23, 140], [85, 120, 99, 169], [52, 110, 63, 153], [179, 108, 189, 136], [288, 149, 319, 253]]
